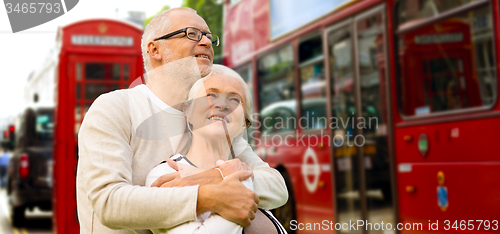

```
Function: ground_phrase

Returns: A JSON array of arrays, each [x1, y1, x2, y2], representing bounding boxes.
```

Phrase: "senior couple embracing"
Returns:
[[77, 7, 288, 234]]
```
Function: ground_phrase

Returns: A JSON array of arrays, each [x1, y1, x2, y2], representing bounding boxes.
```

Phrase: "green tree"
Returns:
[[182, 0, 224, 62], [144, 5, 171, 27]]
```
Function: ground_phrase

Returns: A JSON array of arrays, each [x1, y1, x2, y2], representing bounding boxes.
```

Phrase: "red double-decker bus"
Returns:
[[25, 19, 144, 233], [223, 0, 500, 233]]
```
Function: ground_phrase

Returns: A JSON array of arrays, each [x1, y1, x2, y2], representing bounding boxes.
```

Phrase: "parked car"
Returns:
[[7, 107, 53, 226]]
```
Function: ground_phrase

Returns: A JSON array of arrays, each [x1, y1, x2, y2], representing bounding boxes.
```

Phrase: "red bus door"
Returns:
[[327, 6, 394, 233]]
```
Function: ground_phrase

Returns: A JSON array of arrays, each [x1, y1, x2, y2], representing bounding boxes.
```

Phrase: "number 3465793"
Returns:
[[444, 220, 498, 231], [5, 3, 61, 14]]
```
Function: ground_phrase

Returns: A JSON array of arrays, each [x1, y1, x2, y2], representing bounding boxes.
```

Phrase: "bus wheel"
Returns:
[[272, 170, 296, 234], [10, 205, 26, 227]]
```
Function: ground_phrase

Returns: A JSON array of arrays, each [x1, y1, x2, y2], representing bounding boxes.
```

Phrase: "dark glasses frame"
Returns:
[[153, 27, 219, 46]]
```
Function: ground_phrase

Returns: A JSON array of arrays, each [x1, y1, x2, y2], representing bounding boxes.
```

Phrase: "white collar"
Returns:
[[138, 84, 184, 115]]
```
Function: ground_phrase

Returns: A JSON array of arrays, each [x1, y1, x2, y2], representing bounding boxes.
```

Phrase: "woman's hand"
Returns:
[[216, 158, 253, 180], [178, 162, 205, 178], [162, 158, 206, 178], [151, 158, 254, 188]]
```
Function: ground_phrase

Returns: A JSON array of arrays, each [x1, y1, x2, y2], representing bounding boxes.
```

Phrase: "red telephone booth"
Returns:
[[53, 19, 144, 233]]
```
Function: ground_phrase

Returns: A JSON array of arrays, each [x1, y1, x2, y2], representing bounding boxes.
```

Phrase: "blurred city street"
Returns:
[[0, 188, 51, 234], [1, 0, 500, 233]]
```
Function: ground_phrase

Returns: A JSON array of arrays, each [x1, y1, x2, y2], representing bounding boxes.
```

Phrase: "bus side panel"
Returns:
[[395, 116, 500, 164], [397, 163, 500, 229]]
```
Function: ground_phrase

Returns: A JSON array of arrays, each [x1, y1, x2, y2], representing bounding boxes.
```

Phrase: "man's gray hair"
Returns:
[[186, 64, 254, 128], [141, 7, 197, 71]]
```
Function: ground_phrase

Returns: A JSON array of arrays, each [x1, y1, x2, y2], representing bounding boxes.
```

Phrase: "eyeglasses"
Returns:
[[154, 27, 220, 46]]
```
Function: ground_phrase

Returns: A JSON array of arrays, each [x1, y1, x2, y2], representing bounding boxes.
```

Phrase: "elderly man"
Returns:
[[76, 7, 287, 234]]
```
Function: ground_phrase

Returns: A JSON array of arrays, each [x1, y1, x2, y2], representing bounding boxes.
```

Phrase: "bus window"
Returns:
[[397, 0, 472, 26], [396, 1, 497, 116], [235, 64, 253, 101], [235, 64, 255, 144], [299, 34, 327, 130], [260, 103, 297, 135], [257, 45, 296, 134]]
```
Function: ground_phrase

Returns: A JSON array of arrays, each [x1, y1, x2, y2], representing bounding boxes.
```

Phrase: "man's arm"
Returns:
[[79, 93, 199, 230], [150, 161, 259, 226], [153, 139, 289, 211], [151, 174, 258, 234], [234, 138, 288, 210]]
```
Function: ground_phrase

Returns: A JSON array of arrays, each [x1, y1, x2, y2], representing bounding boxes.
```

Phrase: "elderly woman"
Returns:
[[145, 65, 286, 234]]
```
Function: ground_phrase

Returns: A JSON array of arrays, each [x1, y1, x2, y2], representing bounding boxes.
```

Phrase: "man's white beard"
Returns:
[[155, 56, 203, 95], [163, 56, 201, 86], [198, 62, 212, 77]]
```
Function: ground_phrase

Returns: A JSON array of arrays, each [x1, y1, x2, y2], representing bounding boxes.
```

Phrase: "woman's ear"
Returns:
[[244, 118, 251, 129]]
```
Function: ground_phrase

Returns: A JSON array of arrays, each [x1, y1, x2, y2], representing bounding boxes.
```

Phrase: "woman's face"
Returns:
[[186, 74, 247, 140]]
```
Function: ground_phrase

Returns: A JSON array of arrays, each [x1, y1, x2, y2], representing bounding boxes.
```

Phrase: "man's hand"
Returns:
[[198, 170, 259, 227], [150, 171, 180, 187]]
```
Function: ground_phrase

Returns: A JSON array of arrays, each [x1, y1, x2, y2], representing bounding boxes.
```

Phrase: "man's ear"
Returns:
[[147, 41, 162, 62]]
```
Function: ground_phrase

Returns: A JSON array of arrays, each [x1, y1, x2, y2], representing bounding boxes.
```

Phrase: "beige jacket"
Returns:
[[77, 85, 288, 234]]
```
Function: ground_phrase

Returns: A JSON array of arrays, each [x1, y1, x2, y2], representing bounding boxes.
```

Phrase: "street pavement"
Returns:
[[0, 188, 51, 234]]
